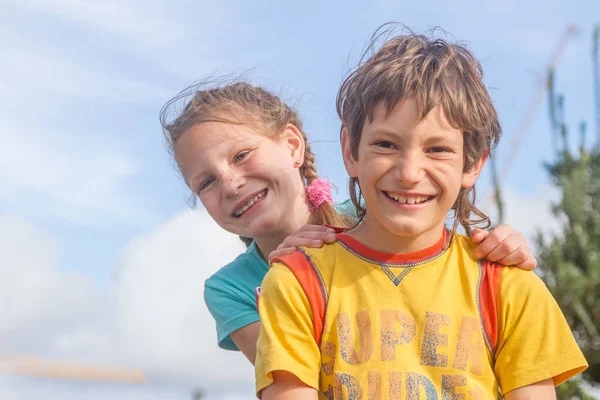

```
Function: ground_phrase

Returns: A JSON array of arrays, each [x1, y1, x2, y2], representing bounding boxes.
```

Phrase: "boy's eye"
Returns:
[[373, 141, 396, 149], [198, 178, 214, 192], [234, 150, 250, 163], [428, 147, 452, 153]]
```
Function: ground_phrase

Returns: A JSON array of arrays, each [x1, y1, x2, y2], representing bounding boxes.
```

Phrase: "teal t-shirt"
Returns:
[[204, 199, 357, 350], [204, 240, 268, 350]]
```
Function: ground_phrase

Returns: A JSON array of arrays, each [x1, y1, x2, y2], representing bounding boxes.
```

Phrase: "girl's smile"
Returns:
[[232, 188, 268, 218]]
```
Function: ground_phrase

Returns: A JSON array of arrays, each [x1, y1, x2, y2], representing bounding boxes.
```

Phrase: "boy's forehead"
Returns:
[[365, 100, 459, 136], [366, 99, 420, 130]]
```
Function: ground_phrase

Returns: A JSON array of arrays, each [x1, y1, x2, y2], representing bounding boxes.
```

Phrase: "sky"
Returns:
[[0, 0, 599, 398]]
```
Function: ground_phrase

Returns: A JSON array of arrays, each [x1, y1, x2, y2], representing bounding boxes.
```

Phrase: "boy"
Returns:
[[255, 29, 587, 399]]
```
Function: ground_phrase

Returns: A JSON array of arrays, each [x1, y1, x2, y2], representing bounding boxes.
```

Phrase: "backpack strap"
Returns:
[[478, 260, 502, 357], [271, 249, 327, 345]]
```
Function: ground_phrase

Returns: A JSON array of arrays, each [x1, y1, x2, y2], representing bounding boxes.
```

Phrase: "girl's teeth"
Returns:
[[234, 190, 266, 216]]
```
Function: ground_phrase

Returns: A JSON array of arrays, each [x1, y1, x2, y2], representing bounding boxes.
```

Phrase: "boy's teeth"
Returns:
[[234, 191, 266, 216], [387, 192, 429, 204]]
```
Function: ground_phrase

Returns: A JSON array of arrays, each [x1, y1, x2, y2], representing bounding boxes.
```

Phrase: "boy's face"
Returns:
[[342, 98, 486, 249]]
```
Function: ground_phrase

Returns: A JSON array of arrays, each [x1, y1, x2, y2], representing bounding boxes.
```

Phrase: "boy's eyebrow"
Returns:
[[422, 133, 460, 143], [368, 127, 408, 137], [368, 128, 460, 144]]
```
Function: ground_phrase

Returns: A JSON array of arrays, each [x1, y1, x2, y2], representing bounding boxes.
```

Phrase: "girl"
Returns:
[[160, 81, 537, 365]]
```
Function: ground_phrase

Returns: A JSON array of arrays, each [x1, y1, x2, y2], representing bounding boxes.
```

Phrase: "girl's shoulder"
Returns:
[[205, 241, 269, 295]]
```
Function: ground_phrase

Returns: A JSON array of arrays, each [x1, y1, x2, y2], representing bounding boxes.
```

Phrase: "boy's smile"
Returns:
[[383, 191, 435, 208], [342, 98, 486, 253]]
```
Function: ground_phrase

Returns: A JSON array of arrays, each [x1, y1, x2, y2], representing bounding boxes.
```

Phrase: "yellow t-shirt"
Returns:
[[255, 231, 587, 399]]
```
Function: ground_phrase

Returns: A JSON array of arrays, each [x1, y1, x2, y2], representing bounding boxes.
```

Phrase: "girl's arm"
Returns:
[[261, 371, 318, 400], [504, 379, 556, 400], [229, 321, 261, 365], [270, 224, 537, 270]]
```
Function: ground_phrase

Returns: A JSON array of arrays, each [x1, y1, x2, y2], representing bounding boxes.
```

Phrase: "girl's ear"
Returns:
[[462, 151, 489, 188], [341, 127, 358, 177], [282, 123, 306, 167]]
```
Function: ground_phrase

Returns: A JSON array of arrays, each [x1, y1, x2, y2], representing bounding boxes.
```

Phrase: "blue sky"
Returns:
[[1, 0, 598, 398]]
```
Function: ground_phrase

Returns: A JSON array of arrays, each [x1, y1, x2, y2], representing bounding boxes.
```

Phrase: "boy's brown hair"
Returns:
[[336, 25, 501, 234]]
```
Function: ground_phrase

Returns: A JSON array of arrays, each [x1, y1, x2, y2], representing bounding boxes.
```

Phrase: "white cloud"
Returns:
[[0, 209, 254, 396], [0, 214, 110, 359], [114, 209, 253, 390]]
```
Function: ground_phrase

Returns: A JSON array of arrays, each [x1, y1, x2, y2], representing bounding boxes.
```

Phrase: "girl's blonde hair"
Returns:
[[161, 80, 351, 246]]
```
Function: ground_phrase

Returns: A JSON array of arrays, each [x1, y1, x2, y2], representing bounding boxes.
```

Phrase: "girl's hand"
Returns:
[[471, 224, 537, 271], [269, 225, 337, 261]]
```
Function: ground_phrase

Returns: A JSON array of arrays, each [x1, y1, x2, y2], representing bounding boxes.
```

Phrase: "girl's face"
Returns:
[[175, 121, 307, 240]]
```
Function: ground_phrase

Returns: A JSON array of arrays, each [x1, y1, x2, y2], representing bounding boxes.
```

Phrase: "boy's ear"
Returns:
[[282, 123, 305, 167], [462, 151, 489, 188], [341, 127, 359, 177]]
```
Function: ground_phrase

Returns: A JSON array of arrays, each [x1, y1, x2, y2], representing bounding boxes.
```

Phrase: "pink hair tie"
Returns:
[[306, 177, 333, 211]]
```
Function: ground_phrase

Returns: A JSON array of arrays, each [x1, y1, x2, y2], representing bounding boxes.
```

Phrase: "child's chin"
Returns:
[[385, 222, 429, 237], [246, 217, 280, 237]]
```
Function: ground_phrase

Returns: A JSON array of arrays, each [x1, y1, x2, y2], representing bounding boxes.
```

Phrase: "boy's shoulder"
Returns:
[[451, 232, 538, 281], [268, 241, 344, 287], [449, 232, 478, 257], [272, 241, 342, 268]]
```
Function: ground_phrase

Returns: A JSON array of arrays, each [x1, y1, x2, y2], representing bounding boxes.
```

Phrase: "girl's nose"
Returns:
[[222, 171, 246, 197]]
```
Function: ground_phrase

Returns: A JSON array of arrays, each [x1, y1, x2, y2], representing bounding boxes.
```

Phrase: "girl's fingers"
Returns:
[[484, 235, 522, 262], [469, 228, 488, 244], [473, 224, 512, 259], [495, 246, 537, 270], [268, 247, 296, 262], [494, 246, 526, 265], [282, 232, 336, 248], [514, 257, 537, 271], [298, 225, 335, 233]]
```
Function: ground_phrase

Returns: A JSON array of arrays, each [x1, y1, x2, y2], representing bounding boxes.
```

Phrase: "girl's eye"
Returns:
[[198, 178, 214, 192], [234, 150, 250, 163], [374, 141, 396, 149]]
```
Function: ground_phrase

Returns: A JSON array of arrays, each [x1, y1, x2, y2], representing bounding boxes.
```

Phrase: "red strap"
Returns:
[[271, 251, 327, 345], [479, 260, 501, 355]]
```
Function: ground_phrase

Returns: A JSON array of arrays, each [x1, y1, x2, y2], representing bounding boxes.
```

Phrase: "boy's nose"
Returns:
[[394, 153, 424, 184]]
